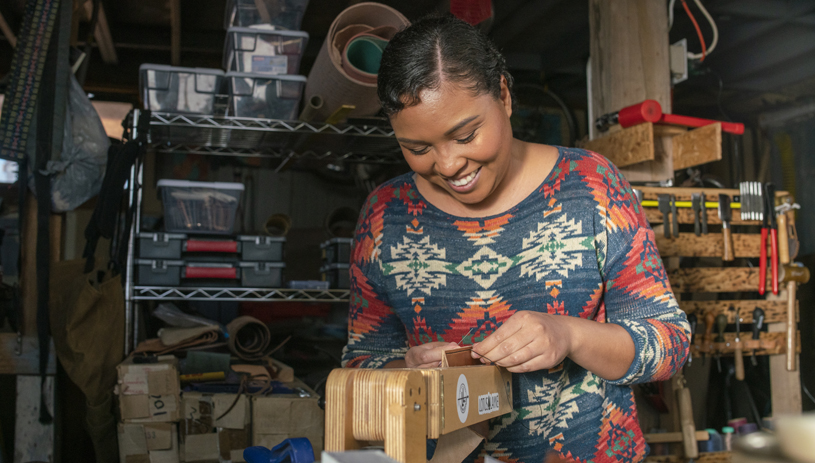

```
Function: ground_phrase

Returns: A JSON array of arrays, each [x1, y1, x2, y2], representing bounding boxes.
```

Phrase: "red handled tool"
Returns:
[[759, 183, 779, 295], [595, 100, 745, 135]]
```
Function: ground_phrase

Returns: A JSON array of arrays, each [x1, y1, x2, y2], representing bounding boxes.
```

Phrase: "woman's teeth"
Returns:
[[449, 168, 479, 187]]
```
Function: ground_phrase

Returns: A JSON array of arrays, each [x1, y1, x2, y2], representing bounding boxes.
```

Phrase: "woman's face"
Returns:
[[389, 78, 515, 207]]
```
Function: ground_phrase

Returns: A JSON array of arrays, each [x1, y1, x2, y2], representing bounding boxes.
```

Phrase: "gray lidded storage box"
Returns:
[[321, 263, 350, 289], [139, 64, 224, 115], [226, 72, 306, 119], [138, 232, 285, 261], [224, 27, 308, 76], [320, 238, 353, 265], [136, 259, 285, 288], [224, 0, 309, 31]]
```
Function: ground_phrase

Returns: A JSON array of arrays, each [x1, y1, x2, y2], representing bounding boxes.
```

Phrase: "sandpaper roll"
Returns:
[[304, 3, 409, 121], [227, 316, 272, 361]]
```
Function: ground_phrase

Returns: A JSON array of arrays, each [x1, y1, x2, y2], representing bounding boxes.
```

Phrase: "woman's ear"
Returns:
[[499, 75, 512, 118]]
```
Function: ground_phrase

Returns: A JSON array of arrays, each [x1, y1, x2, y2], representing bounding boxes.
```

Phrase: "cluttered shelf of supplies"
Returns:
[[141, 110, 404, 163]]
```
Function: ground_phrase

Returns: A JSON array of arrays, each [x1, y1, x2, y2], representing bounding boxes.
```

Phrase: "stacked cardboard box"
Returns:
[[115, 356, 324, 463], [116, 356, 182, 463]]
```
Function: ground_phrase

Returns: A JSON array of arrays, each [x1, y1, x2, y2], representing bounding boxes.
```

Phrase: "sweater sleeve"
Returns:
[[588, 154, 691, 385], [341, 188, 409, 368]]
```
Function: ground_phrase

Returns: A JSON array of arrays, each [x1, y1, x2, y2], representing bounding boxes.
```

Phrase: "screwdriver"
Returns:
[[733, 307, 744, 381], [715, 314, 728, 372], [687, 314, 698, 365], [752, 308, 765, 366]]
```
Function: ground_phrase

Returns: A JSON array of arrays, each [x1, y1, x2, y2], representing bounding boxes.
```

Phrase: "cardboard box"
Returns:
[[438, 365, 512, 435], [117, 356, 181, 423], [252, 379, 324, 455], [118, 423, 179, 463], [180, 392, 250, 463]]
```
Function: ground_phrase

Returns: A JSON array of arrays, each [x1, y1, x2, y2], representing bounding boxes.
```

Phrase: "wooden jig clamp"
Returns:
[[325, 347, 513, 463]]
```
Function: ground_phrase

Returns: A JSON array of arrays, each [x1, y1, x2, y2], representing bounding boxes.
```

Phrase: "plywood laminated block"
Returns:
[[655, 233, 770, 258], [669, 268, 772, 293], [645, 451, 732, 463], [672, 123, 723, 171], [582, 122, 655, 167], [679, 300, 791, 324], [691, 331, 799, 357]]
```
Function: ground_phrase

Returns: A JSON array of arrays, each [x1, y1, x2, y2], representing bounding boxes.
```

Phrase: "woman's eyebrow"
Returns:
[[444, 115, 480, 136]]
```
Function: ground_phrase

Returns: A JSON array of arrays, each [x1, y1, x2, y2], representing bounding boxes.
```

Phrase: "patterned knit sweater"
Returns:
[[342, 147, 691, 463]]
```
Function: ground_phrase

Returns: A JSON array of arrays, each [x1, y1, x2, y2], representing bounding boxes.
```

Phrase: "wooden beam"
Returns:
[[638, 186, 790, 201], [679, 300, 790, 324], [646, 207, 758, 226], [169, 0, 181, 66], [21, 196, 63, 336], [645, 452, 737, 463], [583, 122, 654, 167], [0, 334, 57, 375], [769, 322, 802, 415], [0, 9, 17, 48], [80, 0, 118, 64], [672, 123, 723, 171], [655, 232, 767, 258], [668, 268, 769, 293]]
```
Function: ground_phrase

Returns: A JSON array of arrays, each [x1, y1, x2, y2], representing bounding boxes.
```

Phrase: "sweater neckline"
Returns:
[[407, 145, 565, 221]]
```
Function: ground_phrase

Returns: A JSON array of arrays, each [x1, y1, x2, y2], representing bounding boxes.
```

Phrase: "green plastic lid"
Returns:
[[705, 428, 718, 434], [722, 426, 735, 433]]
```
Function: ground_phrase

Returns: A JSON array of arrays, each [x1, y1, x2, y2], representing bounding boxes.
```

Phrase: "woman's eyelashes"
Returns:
[[402, 129, 478, 155], [456, 129, 478, 144]]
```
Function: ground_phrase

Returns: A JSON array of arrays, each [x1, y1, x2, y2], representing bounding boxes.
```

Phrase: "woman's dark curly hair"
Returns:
[[377, 15, 514, 116]]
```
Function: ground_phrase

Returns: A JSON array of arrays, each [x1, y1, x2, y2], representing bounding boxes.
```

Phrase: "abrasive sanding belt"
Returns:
[[0, 0, 69, 424], [226, 316, 273, 361]]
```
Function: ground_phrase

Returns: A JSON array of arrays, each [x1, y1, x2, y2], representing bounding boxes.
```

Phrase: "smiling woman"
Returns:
[[341, 15, 690, 463]]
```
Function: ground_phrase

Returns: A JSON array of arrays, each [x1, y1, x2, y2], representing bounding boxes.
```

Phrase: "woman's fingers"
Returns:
[[406, 342, 459, 368]]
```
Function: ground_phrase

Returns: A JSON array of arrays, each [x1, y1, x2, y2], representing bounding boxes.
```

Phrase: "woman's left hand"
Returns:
[[470, 311, 575, 373]]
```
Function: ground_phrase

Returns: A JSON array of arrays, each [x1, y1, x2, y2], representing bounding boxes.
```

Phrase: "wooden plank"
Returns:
[[638, 186, 790, 202], [672, 123, 723, 170], [656, 233, 766, 258], [644, 431, 709, 444], [668, 268, 770, 293], [691, 331, 796, 357], [589, 0, 671, 124], [20, 196, 64, 336], [646, 207, 759, 226], [583, 122, 654, 167], [0, 334, 57, 375], [679, 300, 790, 324], [15, 376, 55, 463], [769, 323, 802, 415]]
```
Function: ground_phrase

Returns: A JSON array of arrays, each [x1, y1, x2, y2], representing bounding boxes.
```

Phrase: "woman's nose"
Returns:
[[435, 147, 467, 178]]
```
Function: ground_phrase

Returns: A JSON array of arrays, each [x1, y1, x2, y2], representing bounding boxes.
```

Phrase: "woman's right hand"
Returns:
[[405, 342, 460, 368]]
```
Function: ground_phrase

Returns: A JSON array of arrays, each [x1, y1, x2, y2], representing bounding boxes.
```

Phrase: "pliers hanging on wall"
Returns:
[[759, 183, 779, 295]]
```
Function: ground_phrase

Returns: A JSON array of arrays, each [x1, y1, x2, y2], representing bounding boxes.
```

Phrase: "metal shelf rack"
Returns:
[[123, 109, 396, 352], [133, 286, 351, 302], [147, 111, 403, 163]]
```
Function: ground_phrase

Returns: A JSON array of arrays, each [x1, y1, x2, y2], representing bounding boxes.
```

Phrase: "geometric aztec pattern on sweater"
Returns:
[[343, 147, 691, 463]]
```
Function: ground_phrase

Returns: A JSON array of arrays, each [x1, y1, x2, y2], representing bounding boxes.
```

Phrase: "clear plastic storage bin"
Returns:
[[139, 64, 224, 114], [224, 0, 309, 31], [227, 72, 306, 119], [224, 27, 308, 75], [158, 180, 244, 235]]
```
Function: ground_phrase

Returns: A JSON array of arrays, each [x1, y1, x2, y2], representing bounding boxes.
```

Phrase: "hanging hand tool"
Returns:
[[658, 194, 673, 239], [759, 183, 779, 295], [704, 312, 715, 366], [593, 99, 745, 134], [732, 307, 744, 381], [715, 313, 727, 373], [670, 195, 679, 238], [700, 192, 709, 234], [776, 199, 800, 265], [718, 194, 735, 261], [687, 313, 698, 365], [779, 264, 810, 371], [691, 194, 702, 236], [751, 308, 765, 366]]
